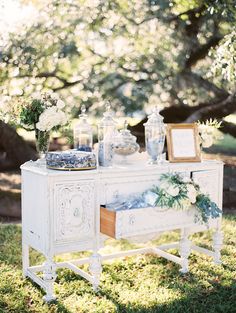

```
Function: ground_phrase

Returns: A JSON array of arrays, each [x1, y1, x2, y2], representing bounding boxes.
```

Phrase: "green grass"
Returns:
[[0, 216, 236, 313]]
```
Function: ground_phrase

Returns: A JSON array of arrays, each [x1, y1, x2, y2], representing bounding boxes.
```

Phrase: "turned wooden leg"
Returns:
[[22, 243, 29, 278], [89, 253, 102, 291], [213, 230, 223, 265], [179, 229, 191, 274], [42, 257, 57, 302]]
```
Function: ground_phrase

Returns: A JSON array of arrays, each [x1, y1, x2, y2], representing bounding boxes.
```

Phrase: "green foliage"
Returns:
[[152, 174, 189, 210], [210, 30, 236, 88], [196, 194, 222, 223], [152, 173, 221, 223], [0, 0, 235, 117], [0, 217, 236, 312], [20, 99, 44, 128]]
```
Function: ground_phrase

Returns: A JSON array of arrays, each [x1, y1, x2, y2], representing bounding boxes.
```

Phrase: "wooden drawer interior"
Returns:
[[100, 207, 116, 238]]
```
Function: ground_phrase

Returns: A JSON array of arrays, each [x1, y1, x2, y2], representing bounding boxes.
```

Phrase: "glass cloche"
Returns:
[[98, 103, 117, 167], [73, 105, 93, 152], [114, 120, 140, 163], [144, 106, 165, 164]]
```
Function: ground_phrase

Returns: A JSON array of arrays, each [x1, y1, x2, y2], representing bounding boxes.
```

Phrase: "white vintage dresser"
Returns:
[[21, 157, 224, 301]]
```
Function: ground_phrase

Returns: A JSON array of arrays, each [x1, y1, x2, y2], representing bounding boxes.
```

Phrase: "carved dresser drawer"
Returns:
[[100, 206, 206, 239], [100, 167, 221, 239]]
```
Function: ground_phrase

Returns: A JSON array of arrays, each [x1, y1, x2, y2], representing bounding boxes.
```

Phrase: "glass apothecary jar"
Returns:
[[144, 106, 165, 164], [114, 120, 140, 163], [98, 103, 117, 167], [74, 105, 93, 152]]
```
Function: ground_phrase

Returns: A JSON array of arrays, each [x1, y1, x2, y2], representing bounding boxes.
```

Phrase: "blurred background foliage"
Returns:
[[0, 0, 236, 169], [0, 0, 235, 115]]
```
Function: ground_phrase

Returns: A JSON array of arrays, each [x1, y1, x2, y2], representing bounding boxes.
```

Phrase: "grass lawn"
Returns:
[[0, 216, 236, 313]]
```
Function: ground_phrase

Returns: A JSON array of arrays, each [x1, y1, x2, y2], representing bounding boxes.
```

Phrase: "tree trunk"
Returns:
[[220, 121, 236, 138], [0, 121, 37, 171], [130, 98, 236, 145]]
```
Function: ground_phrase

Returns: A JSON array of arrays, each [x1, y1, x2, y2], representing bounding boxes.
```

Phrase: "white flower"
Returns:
[[56, 99, 65, 109], [0, 96, 11, 114], [32, 92, 42, 100], [50, 92, 60, 100], [45, 101, 53, 107], [166, 185, 179, 197], [182, 176, 191, 183], [159, 181, 170, 190], [198, 124, 209, 133], [201, 133, 213, 148], [36, 107, 68, 131], [199, 124, 215, 148], [186, 184, 197, 204]]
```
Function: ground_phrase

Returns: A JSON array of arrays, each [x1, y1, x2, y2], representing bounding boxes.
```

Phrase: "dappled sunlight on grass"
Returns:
[[0, 216, 236, 312]]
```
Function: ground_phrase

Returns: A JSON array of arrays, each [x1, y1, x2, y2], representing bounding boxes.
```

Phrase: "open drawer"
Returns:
[[100, 206, 219, 239]]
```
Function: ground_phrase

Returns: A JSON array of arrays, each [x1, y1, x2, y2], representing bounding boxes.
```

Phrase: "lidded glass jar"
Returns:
[[144, 106, 165, 164], [73, 105, 93, 152], [114, 120, 140, 163], [98, 103, 117, 167]]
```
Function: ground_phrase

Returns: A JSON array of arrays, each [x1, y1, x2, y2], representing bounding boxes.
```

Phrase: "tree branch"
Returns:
[[52, 79, 83, 91], [178, 71, 229, 99], [221, 120, 236, 138], [185, 34, 223, 68], [184, 91, 236, 122]]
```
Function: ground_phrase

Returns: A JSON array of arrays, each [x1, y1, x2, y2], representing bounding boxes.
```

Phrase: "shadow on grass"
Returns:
[[96, 280, 236, 313], [0, 218, 236, 313]]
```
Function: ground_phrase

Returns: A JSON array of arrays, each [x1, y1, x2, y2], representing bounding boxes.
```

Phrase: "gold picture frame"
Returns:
[[166, 123, 201, 163]]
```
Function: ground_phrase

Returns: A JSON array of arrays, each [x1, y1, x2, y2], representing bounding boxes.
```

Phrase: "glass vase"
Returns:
[[35, 129, 50, 162]]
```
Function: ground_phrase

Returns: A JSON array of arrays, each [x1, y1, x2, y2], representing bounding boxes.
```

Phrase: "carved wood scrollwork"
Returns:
[[54, 181, 95, 241]]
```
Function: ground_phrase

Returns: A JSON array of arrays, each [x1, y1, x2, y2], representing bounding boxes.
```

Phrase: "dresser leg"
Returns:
[[213, 230, 223, 265], [89, 253, 102, 291], [42, 258, 57, 302], [179, 229, 191, 274], [22, 243, 29, 278]]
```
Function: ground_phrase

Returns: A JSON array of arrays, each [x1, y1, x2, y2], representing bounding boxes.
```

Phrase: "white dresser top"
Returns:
[[20, 151, 223, 177]]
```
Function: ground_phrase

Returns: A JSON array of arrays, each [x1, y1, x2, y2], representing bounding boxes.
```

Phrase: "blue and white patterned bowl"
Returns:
[[46, 150, 96, 171]]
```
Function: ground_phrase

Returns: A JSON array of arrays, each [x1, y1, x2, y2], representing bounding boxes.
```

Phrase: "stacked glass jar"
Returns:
[[144, 106, 165, 164], [98, 103, 117, 167], [74, 105, 93, 152]]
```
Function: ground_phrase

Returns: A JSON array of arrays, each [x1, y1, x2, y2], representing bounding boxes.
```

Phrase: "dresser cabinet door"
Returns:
[[191, 170, 219, 204], [53, 180, 95, 244]]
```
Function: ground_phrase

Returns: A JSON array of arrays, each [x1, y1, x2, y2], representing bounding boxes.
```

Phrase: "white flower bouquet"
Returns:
[[0, 92, 69, 158], [0, 91, 68, 131], [198, 119, 222, 148], [152, 173, 221, 223]]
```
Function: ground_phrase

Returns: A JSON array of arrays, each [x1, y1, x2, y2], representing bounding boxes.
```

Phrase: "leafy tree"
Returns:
[[0, 0, 236, 168]]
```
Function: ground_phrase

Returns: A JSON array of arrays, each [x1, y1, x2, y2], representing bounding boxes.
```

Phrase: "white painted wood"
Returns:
[[21, 159, 224, 301], [22, 243, 29, 277], [191, 245, 215, 257], [153, 247, 182, 265], [89, 253, 102, 291], [213, 231, 224, 264], [66, 263, 93, 283], [179, 229, 191, 273]]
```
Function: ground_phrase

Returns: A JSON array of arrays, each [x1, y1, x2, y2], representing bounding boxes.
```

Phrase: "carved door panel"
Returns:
[[53, 180, 95, 243]]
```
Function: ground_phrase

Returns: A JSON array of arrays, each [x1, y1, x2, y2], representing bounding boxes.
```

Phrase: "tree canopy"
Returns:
[[0, 0, 236, 169], [0, 0, 235, 115]]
